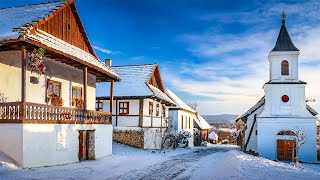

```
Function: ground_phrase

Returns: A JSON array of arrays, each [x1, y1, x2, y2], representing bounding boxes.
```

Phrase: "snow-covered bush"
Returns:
[[162, 130, 192, 149]]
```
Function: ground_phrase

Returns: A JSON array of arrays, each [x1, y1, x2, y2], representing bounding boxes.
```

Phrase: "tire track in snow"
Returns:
[[108, 147, 236, 180]]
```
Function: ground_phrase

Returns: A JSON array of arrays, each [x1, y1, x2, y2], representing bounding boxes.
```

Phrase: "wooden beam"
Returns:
[[21, 45, 26, 120], [115, 99, 118, 126], [83, 66, 88, 110], [110, 80, 114, 115]]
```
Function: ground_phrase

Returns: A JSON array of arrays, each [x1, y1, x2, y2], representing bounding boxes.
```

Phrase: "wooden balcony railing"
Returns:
[[0, 102, 111, 124]]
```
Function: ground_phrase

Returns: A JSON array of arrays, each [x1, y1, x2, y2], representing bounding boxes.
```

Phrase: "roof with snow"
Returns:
[[0, 1, 66, 40], [209, 131, 218, 140], [236, 97, 318, 122], [0, 0, 120, 81], [271, 20, 299, 52], [166, 89, 196, 113], [96, 64, 175, 105], [194, 114, 212, 130]]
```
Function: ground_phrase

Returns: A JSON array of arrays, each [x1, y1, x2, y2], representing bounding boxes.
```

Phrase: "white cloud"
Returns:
[[93, 45, 116, 55]]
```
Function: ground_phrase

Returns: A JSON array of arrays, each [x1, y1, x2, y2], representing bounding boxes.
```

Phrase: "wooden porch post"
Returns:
[[110, 80, 114, 114], [21, 45, 26, 120], [83, 66, 87, 110]]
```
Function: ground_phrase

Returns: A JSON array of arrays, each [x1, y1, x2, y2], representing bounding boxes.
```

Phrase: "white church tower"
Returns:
[[237, 12, 318, 163]]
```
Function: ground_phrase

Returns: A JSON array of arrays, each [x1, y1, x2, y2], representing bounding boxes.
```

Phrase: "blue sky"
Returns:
[[2, 0, 320, 115]]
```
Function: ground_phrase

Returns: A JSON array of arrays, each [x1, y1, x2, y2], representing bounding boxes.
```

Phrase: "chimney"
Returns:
[[105, 58, 112, 66]]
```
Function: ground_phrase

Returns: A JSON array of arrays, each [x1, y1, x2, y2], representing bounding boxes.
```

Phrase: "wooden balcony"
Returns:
[[0, 102, 111, 124]]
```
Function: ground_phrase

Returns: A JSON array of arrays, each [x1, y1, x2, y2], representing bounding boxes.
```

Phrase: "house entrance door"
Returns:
[[79, 130, 96, 161], [277, 139, 295, 161]]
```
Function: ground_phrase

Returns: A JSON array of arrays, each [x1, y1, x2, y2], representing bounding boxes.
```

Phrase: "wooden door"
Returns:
[[87, 130, 96, 160], [79, 130, 87, 161], [79, 130, 95, 160], [277, 139, 296, 161]]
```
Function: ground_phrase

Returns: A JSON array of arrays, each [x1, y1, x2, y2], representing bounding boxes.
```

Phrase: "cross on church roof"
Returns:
[[281, 11, 287, 24], [271, 11, 299, 52]]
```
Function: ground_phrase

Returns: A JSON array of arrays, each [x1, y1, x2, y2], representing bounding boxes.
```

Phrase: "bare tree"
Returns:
[[290, 126, 307, 169], [187, 102, 198, 111]]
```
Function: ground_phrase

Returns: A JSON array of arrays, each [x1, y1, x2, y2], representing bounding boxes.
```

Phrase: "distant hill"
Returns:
[[202, 114, 238, 124]]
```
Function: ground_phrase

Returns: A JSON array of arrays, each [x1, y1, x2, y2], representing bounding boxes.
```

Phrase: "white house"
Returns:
[[166, 89, 212, 146], [0, 0, 119, 168], [96, 64, 176, 150], [166, 89, 197, 146], [236, 14, 318, 163]]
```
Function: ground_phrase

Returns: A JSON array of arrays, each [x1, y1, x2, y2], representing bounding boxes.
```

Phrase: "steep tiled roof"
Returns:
[[0, 1, 66, 40], [272, 21, 299, 52], [0, 0, 120, 80], [97, 64, 175, 105]]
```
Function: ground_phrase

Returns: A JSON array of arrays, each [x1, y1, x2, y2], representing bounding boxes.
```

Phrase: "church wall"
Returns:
[[262, 84, 311, 117], [257, 117, 317, 162], [269, 51, 299, 81], [245, 105, 264, 151]]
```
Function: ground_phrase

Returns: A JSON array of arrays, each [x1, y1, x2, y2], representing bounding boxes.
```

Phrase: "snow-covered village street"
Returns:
[[1, 143, 319, 180]]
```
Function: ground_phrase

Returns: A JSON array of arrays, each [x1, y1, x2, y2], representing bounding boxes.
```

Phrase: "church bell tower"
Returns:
[[260, 12, 311, 117]]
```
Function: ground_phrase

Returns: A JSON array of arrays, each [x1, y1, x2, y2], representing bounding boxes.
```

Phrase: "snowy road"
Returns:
[[109, 146, 237, 180], [1, 143, 320, 180]]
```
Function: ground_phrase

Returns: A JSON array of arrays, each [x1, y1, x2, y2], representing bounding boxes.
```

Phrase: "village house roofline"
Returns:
[[96, 95, 176, 106], [0, 0, 120, 81], [166, 88, 197, 113], [96, 63, 175, 105]]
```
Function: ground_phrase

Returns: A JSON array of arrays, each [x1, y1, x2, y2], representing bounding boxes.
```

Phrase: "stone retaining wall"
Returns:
[[113, 130, 144, 149]]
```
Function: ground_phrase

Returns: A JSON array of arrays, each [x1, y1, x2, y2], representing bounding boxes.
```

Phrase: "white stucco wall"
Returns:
[[143, 128, 166, 150], [0, 123, 113, 168], [168, 109, 195, 147], [245, 105, 264, 151], [22, 123, 112, 168], [0, 51, 22, 102], [257, 117, 317, 162], [0, 50, 97, 110], [262, 84, 310, 117], [0, 124, 23, 166]]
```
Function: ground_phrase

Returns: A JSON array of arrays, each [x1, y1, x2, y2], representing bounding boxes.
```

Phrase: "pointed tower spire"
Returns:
[[272, 11, 299, 52]]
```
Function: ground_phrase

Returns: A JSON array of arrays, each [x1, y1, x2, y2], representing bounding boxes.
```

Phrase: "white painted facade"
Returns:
[[243, 25, 318, 162], [0, 50, 113, 167], [0, 51, 96, 110], [101, 98, 169, 128], [0, 123, 113, 168], [168, 109, 195, 146]]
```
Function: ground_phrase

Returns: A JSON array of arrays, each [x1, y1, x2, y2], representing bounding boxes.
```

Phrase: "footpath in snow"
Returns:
[[0, 142, 320, 180]]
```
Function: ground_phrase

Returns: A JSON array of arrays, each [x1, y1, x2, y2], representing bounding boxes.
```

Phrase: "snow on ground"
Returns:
[[0, 143, 319, 180]]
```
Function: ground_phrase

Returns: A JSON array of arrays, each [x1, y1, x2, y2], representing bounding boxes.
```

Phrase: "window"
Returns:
[[96, 100, 103, 111], [156, 104, 160, 116], [47, 80, 61, 97], [185, 116, 187, 129], [162, 105, 166, 117], [149, 102, 153, 116], [281, 60, 289, 75], [181, 115, 184, 129], [119, 102, 129, 115], [188, 117, 191, 129], [72, 86, 82, 100]]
